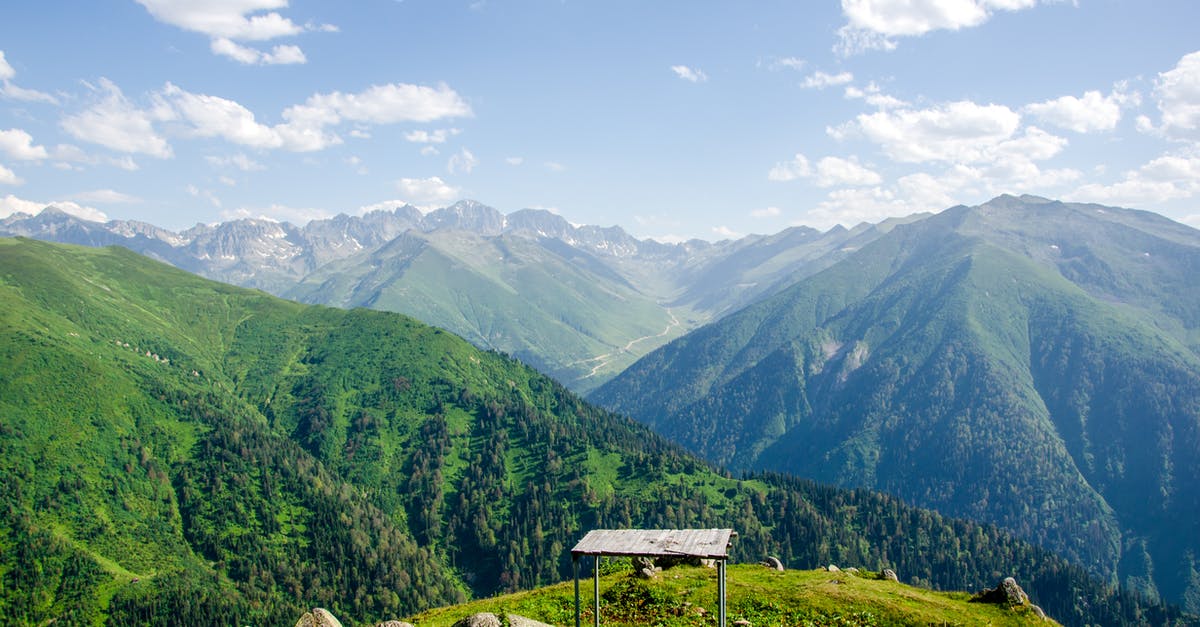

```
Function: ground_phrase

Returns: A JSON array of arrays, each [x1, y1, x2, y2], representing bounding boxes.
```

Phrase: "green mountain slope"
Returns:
[[0, 237, 1185, 626], [592, 196, 1200, 610], [285, 229, 687, 393]]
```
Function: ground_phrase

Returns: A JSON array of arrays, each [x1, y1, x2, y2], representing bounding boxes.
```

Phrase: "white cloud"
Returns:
[[0, 164, 20, 185], [842, 100, 1023, 163], [211, 38, 306, 65], [768, 153, 811, 182], [768, 153, 881, 187], [1024, 89, 1129, 133], [395, 176, 460, 209], [751, 206, 781, 218], [161, 83, 286, 148], [447, 147, 478, 174], [134, 0, 327, 64], [711, 225, 741, 239], [405, 128, 460, 144], [837, 0, 1042, 54], [671, 65, 708, 83], [0, 50, 59, 104], [802, 71, 854, 89], [1152, 50, 1200, 140], [814, 156, 882, 187], [771, 57, 806, 71], [544, 161, 566, 172], [151, 80, 470, 153], [206, 153, 265, 171], [356, 199, 415, 215], [505, 156, 524, 166], [0, 194, 108, 221], [1069, 154, 1200, 206], [844, 82, 908, 109], [220, 203, 328, 224], [61, 78, 173, 158], [0, 129, 49, 160], [67, 189, 141, 204], [294, 83, 472, 125]]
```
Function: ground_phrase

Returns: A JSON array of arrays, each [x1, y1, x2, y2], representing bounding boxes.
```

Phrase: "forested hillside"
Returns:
[[593, 195, 1200, 610], [0, 237, 1187, 625]]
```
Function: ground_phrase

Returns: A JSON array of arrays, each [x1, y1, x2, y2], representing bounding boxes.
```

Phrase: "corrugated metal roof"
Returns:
[[571, 528, 734, 559]]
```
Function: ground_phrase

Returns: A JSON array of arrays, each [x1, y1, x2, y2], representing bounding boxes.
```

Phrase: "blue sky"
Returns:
[[1, 1, 1198, 240]]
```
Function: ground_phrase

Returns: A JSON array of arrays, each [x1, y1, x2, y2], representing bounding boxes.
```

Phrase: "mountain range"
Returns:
[[0, 237, 1181, 626], [592, 195, 1200, 611], [0, 200, 896, 391]]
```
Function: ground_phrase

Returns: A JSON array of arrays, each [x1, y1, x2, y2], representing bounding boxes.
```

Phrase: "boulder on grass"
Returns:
[[452, 612, 502, 627], [296, 608, 344, 627]]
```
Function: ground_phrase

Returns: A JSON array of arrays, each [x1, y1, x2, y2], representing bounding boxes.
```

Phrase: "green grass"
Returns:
[[405, 564, 1054, 626]]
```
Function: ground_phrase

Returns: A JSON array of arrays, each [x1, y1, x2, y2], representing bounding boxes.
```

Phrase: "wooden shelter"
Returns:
[[570, 528, 736, 627]]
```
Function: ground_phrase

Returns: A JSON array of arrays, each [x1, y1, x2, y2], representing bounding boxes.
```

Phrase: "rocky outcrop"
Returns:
[[374, 622, 415, 627], [882, 568, 899, 582], [506, 614, 555, 627], [452, 612, 502, 627], [295, 608, 344, 627], [970, 577, 1050, 620], [760, 556, 784, 571]]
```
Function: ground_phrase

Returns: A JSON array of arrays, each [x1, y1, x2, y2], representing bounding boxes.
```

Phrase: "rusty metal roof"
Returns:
[[571, 528, 734, 559]]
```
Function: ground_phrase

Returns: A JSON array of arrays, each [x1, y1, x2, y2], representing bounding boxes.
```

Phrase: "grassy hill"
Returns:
[[405, 564, 1055, 626], [0, 237, 1185, 626]]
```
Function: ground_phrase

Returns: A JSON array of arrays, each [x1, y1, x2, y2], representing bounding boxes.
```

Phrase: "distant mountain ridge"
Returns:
[[1, 200, 888, 390], [592, 195, 1200, 610]]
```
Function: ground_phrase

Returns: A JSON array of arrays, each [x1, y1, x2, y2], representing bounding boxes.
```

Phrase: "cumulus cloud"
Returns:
[[844, 82, 908, 109], [814, 156, 883, 187], [0, 164, 20, 185], [447, 147, 478, 174], [61, 78, 173, 158], [1024, 88, 1133, 133], [65, 79, 471, 156], [135, 0, 328, 65], [1150, 50, 1200, 140], [671, 65, 708, 83], [0, 128, 50, 161], [67, 189, 142, 204], [0, 194, 108, 221], [768, 153, 811, 182], [837, 0, 1042, 54], [838, 100, 1024, 163], [505, 156, 524, 166], [711, 225, 741, 239], [1070, 154, 1200, 206], [0, 50, 59, 104], [802, 71, 854, 89], [405, 128, 461, 144], [396, 176, 460, 209], [220, 203, 329, 224], [211, 38, 306, 65], [768, 153, 881, 187], [206, 153, 265, 171], [751, 206, 782, 218]]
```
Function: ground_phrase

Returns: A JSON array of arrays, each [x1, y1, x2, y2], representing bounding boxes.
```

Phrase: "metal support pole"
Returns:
[[593, 555, 601, 627], [718, 559, 726, 627], [573, 553, 581, 627]]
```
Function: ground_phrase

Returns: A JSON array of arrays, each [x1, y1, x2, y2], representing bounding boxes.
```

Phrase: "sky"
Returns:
[[1, 1, 1199, 241]]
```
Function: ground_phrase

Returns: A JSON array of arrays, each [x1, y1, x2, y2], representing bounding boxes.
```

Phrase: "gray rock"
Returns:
[[882, 568, 899, 582], [375, 622, 415, 627], [452, 613, 501, 627], [970, 577, 1031, 607], [733, 620, 752, 626], [845, 567, 859, 574], [761, 556, 784, 571], [507, 614, 555, 627], [827, 564, 840, 572], [296, 608, 344, 627]]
